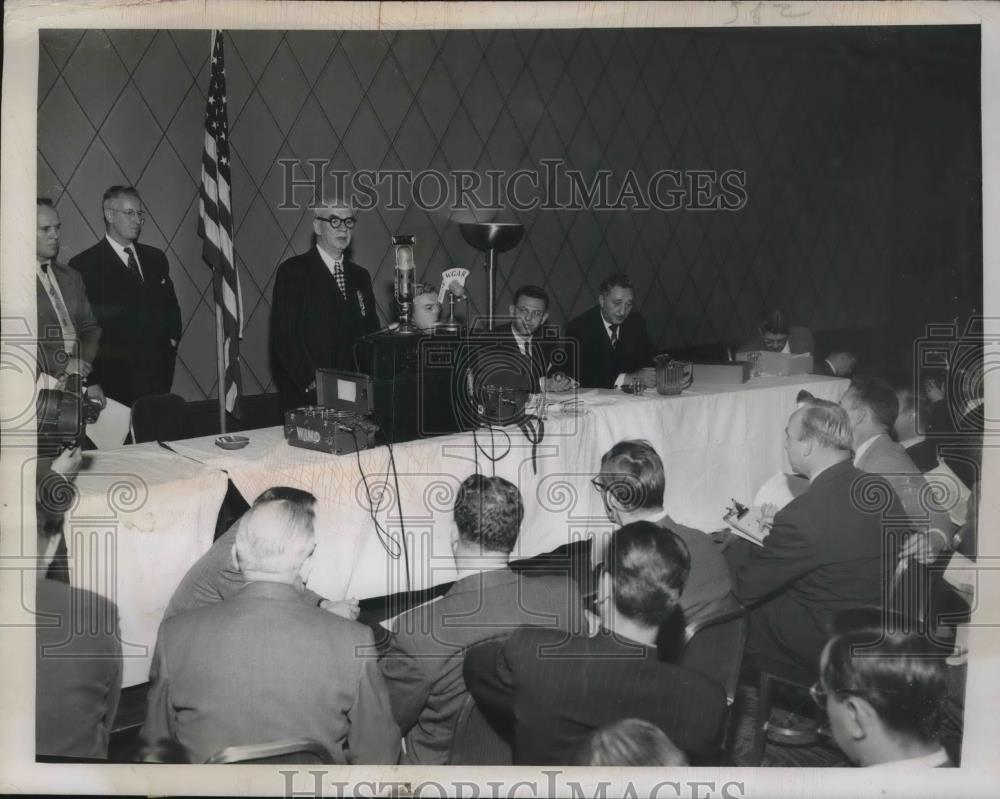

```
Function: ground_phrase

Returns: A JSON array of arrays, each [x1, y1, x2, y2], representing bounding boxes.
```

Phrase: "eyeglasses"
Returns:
[[590, 477, 608, 493], [110, 208, 146, 222], [317, 215, 357, 230], [808, 682, 827, 708], [515, 306, 545, 320]]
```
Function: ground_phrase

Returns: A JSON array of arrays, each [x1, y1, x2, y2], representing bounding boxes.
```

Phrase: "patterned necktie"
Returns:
[[610, 323, 620, 348], [39, 262, 77, 355], [125, 246, 143, 283], [332, 260, 347, 297]]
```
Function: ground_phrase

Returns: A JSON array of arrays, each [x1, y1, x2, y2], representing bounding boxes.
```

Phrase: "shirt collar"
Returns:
[[866, 747, 949, 769], [105, 234, 137, 262], [511, 325, 531, 348], [853, 433, 883, 465], [316, 245, 344, 274]]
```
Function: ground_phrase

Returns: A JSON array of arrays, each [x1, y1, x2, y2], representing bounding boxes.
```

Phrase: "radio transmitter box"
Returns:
[[284, 406, 379, 455]]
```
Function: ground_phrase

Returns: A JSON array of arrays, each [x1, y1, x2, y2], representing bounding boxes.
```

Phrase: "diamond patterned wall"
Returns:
[[38, 27, 979, 401]]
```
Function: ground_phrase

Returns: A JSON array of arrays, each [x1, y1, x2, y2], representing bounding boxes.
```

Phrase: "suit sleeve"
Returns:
[[68, 267, 102, 368], [377, 628, 431, 735], [726, 505, 821, 605], [360, 271, 381, 334], [346, 628, 401, 764], [159, 252, 182, 343], [462, 638, 515, 722], [271, 264, 314, 392], [627, 314, 654, 372], [140, 629, 174, 751]]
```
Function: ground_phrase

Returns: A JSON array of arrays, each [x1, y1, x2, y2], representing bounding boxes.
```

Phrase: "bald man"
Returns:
[[271, 197, 380, 409]]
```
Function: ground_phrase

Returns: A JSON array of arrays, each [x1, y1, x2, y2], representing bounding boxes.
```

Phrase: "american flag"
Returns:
[[198, 30, 244, 417]]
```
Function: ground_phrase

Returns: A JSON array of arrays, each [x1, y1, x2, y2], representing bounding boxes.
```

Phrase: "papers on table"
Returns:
[[87, 397, 132, 449]]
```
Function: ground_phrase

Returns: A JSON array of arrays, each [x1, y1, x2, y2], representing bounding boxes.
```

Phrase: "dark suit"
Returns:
[[36, 578, 122, 759], [70, 238, 181, 405], [657, 515, 737, 630], [564, 306, 654, 388], [378, 567, 586, 765], [740, 324, 815, 355], [725, 459, 894, 679], [162, 523, 324, 621], [142, 580, 399, 764], [36, 261, 101, 379], [476, 323, 559, 393], [271, 246, 380, 409], [464, 628, 726, 765]]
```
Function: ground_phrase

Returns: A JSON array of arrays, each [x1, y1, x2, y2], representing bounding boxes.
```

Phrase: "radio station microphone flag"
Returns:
[[199, 30, 244, 424]]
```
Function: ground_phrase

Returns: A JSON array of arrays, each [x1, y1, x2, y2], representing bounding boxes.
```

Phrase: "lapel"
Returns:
[[100, 237, 145, 289]]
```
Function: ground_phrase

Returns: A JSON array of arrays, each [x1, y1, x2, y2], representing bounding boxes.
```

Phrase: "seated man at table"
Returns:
[[565, 274, 655, 389], [163, 486, 358, 622], [36, 446, 123, 759], [741, 308, 815, 356], [817, 609, 953, 768], [379, 474, 587, 765], [723, 402, 895, 680], [141, 496, 399, 764], [594, 439, 735, 635], [464, 521, 726, 765]]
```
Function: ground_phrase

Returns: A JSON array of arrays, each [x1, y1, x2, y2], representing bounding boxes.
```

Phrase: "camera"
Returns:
[[37, 372, 101, 452]]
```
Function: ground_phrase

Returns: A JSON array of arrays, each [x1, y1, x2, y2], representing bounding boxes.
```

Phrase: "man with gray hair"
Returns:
[[271, 194, 380, 409], [142, 495, 399, 763], [724, 402, 897, 679]]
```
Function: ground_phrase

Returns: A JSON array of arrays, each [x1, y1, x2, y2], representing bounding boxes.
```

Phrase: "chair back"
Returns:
[[130, 393, 188, 443], [680, 606, 748, 706], [448, 693, 514, 765], [205, 739, 335, 764]]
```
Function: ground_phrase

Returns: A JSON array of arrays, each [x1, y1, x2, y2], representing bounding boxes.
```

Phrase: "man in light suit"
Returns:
[[464, 521, 727, 766], [70, 186, 182, 407], [565, 274, 655, 389], [35, 199, 101, 392], [141, 495, 399, 764], [271, 196, 380, 409], [379, 474, 587, 765], [724, 402, 895, 680]]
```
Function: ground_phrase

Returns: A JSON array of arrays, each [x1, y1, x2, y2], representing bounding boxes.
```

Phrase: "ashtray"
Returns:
[[215, 434, 249, 450]]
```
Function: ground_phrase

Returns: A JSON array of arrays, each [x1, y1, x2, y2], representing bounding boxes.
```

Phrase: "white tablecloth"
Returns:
[[65, 444, 229, 686], [166, 374, 847, 605]]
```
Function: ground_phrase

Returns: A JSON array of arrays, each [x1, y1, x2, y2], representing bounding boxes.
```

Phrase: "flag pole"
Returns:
[[209, 28, 227, 434]]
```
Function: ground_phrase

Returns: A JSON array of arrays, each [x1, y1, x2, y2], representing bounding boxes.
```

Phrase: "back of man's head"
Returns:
[[844, 375, 899, 432], [605, 521, 690, 628], [574, 718, 688, 767], [822, 609, 948, 748], [254, 486, 317, 510], [795, 403, 853, 452], [235, 498, 316, 576], [599, 440, 665, 512], [453, 474, 523, 554], [599, 273, 632, 295]]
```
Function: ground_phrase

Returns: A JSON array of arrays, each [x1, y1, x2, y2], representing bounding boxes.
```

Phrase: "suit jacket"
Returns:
[[463, 628, 726, 765], [658, 515, 737, 630], [36, 578, 122, 758], [476, 322, 560, 393], [740, 324, 815, 355], [855, 434, 956, 539], [564, 306, 654, 388], [271, 246, 380, 409], [70, 238, 181, 405], [142, 580, 399, 764], [378, 567, 586, 765], [36, 261, 101, 379], [162, 523, 324, 621], [725, 459, 894, 677]]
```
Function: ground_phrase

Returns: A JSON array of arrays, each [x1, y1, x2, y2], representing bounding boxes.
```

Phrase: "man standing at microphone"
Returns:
[[271, 195, 380, 410]]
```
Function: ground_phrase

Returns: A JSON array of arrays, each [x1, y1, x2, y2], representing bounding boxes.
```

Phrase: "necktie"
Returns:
[[610, 323, 620, 348], [125, 247, 143, 283], [332, 260, 347, 297], [39, 262, 78, 356]]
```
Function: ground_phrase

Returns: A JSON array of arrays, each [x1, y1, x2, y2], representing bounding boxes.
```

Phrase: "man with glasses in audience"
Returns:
[[271, 194, 380, 409], [71, 186, 182, 407]]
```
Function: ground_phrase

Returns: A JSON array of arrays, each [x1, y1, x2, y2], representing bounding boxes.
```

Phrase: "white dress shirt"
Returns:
[[105, 235, 144, 281]]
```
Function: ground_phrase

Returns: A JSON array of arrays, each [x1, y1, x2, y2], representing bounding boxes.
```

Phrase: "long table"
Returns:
[[71, 374, 846, 685]]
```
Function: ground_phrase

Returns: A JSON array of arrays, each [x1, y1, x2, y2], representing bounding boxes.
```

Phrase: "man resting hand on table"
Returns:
[[163, 486, 359, 622]]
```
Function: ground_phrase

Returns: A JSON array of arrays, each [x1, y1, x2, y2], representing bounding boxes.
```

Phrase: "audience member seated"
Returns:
[[163, 486, 357, 622], [740, 308, 815, 356], [574, 718, 689, 767], [565, 274, 655, 389], [36, 447, 123, 759], [723, 403, 895, 681], [893, 386, 941, 473], [816, 609, 954, 768], [378, 474, 586, 765], [924, 366, 983, 490], [464, 521, 726, 765], [840, 376, 957, 558], [594, 439, 735, 633], [141, 497, 399, 764]]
